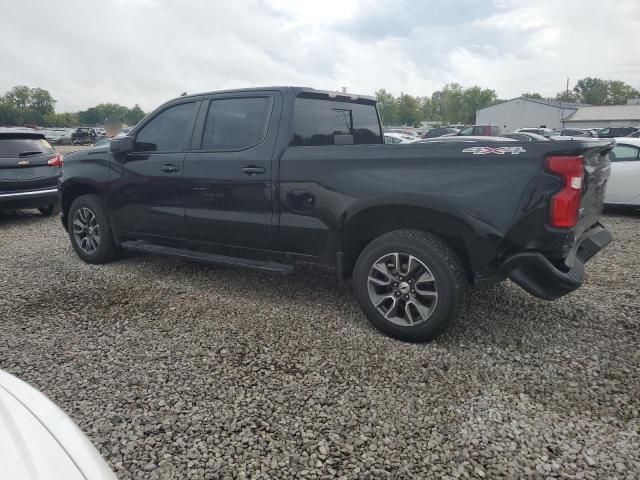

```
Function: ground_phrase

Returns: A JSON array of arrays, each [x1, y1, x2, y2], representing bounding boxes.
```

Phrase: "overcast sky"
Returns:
[[1, 0, 639, 112]]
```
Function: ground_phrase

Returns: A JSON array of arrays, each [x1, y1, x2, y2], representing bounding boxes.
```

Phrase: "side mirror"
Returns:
[[110, 136, 134, 153]]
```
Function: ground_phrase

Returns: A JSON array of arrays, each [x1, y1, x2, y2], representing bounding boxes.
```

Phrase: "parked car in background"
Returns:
[[557, 128, 594, 137], [456, 125, 500, 136], [596, 126, 638, 138], [500, 132, 549, 142], [384, 133, 414, 144], [59, 86, 613, 342], [116, 126, 133, 137], [421, 127, 460, 138], [41, 129, 63, 145], [415, 136, 517, 143], [604, 138, 640, 207], [0, 129, 61, 215], [0, 370, 117, 480], [71, 127, 97, 145], [92, 137, 112, 147], [516, 127, 554, 137]]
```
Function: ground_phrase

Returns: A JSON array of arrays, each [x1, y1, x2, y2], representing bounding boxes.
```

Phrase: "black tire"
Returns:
[[353, 229, 467, 342], [38, 204, 56, 216], [67, 194, 120, 264]]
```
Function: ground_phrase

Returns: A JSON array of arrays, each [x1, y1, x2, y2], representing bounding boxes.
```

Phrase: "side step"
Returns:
[[120, 240, 293, 275]]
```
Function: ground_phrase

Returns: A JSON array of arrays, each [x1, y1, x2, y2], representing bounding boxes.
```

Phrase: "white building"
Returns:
[[476, 97, 583, 131], [563, 105, 640, 129]]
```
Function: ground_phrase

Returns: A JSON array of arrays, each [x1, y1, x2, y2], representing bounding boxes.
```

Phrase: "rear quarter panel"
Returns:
[[278, 142, 561, 278]]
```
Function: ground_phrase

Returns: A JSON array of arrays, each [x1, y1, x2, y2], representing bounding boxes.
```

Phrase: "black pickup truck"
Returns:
[[59, 87, 612, 342]]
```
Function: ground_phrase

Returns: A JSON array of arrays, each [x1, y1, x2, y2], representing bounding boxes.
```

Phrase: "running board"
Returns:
[[120, 240, 293, 275]]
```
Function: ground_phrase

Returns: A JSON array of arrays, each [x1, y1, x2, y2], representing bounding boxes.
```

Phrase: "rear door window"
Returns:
[[292, 98, 382, 146], [201, 97, 272, 151], [0, 137, 55, 157], [459, 127, 474, 136], [135, 102, 197, 152]]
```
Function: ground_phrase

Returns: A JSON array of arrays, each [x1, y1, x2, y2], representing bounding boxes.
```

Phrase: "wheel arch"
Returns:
[[340, 204, 478, 281], [60, 182, 102, 231]]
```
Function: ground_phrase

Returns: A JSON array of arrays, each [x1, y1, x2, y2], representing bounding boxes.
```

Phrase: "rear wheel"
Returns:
[[353, 229, 467, 342], [67, 194, 120, 264]]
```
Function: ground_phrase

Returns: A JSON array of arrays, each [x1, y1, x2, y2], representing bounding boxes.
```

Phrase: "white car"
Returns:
[[605, 138, 640, 206], [384, 132, 416, 144], [0, 370, 117, 480]]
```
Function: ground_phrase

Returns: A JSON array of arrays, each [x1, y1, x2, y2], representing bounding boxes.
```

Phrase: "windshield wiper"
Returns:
[[18, 151, 43, 157]]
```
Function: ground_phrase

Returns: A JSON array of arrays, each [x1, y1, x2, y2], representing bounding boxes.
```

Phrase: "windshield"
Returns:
[[0, 137, 55, 157]]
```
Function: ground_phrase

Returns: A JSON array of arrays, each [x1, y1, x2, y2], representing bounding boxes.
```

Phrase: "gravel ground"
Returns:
[[1, 211, 639, 479]]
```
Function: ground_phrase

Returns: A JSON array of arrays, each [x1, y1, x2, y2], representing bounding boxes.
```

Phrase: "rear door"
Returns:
[[182, 91, 282, 249], [606, 144, 640, 203], [0, 135, 60, 193], [109, 100, 199, 239]]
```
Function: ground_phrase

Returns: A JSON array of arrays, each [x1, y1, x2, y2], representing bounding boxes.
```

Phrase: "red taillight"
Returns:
[[545, 155, 584, 228], [48, 154, 63, 167]]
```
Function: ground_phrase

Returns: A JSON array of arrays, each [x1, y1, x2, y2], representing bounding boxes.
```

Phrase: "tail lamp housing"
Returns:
[[47, 154, 63, 167], [545, 155, 584, 228]]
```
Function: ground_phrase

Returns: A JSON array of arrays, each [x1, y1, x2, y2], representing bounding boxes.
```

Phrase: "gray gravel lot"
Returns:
[[1, 211, 639, 479]]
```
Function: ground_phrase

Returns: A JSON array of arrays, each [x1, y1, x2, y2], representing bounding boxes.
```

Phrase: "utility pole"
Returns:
[[566, 77, 570, 97]]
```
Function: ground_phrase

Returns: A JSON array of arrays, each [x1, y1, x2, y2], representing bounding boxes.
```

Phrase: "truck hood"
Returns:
[[0, 370, 117, 480]]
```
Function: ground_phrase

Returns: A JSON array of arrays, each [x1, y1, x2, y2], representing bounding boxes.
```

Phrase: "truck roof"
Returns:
[[177, 86, 376, 105]]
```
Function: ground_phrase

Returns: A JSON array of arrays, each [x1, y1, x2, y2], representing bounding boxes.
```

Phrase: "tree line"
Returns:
[[377, 77, 639, 126], [0, 85, 146, 127]]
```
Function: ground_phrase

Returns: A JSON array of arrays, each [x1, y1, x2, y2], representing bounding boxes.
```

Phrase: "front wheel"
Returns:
[[67, 194, 120, 264], [353, 230, 467, 342]]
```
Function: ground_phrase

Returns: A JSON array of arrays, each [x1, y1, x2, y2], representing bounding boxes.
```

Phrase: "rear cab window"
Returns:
[[291, 97, 382, 146], [0, 136, 55, 157]]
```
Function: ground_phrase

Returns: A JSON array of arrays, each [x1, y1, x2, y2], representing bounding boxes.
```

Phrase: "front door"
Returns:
[[109, 100, 199, 239], [607, 144, 640, 203], [182, 92, 282, 249]]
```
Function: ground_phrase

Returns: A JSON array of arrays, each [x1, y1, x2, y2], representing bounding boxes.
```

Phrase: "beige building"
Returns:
[[563, 104, 640, 129], [476, 97, 583, 131]]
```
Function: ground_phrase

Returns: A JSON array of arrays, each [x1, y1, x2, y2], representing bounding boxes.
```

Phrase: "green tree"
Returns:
[[430, 91, 444, 122], [124, 104, 146, 126], [572, 77, 610, 105], [396, 93, 421, 126], [43, 112, 79, 127], [440, 83, 465, 124], [521, 92, 543, 99], [462, 86, 497, 124], [0, 97, 17, 125], [606, 80, 640, 105], [375, 89, 398, 125], [29, 88, 56, 116], [1, 85, 57, 125], [555, 90, 579, 102], [419, 96, 435, 122]]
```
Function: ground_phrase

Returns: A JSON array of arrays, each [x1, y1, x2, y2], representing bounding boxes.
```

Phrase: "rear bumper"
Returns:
[[501, 224, 612, 300], [0, 187, 59, 210]]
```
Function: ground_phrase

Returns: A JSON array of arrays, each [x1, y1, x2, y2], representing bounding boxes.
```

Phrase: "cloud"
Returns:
[[0, 0, 638, 112]]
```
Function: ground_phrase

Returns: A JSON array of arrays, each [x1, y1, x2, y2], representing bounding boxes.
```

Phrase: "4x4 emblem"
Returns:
[[18, 159, 30, 166], [462, 146, 526, 155]]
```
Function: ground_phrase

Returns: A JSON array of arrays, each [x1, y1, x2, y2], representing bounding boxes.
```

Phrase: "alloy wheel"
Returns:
[[73, 207, 100, 254], [367, 252, 438, 326]]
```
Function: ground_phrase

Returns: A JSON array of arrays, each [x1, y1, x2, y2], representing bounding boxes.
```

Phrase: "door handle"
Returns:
[[241, 166, 266, 176], [161, 164, 180, 173]]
